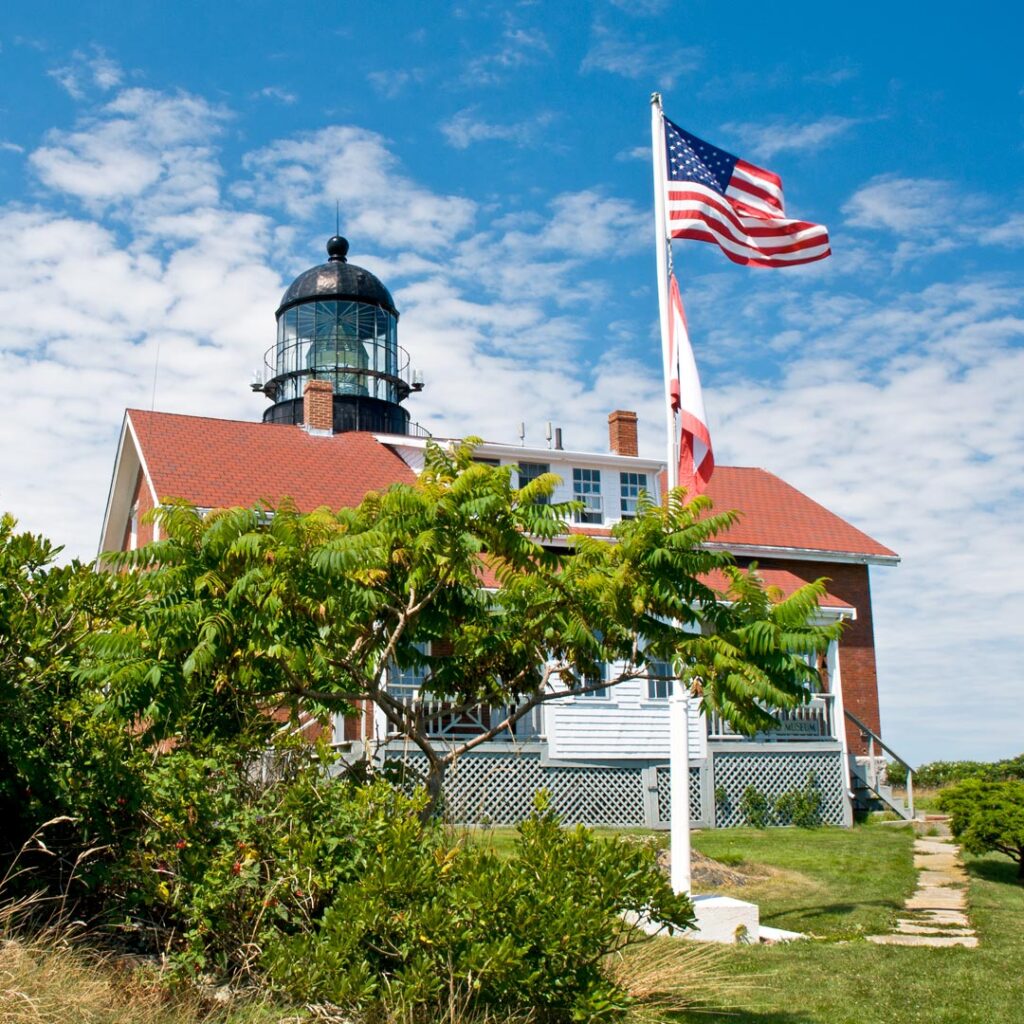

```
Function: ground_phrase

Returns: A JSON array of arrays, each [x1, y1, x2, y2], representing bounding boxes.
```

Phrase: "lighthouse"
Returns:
[[254, 236, 422, 434]]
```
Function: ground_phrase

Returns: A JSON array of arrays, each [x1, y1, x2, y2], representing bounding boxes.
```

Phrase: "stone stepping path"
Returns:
[[867, 820, 978, 948]]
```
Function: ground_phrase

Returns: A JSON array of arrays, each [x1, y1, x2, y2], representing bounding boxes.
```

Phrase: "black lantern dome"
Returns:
[[256, 237, 422, 434]]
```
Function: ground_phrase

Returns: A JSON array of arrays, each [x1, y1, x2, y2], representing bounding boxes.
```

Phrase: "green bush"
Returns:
[[774, 774, 823, 828], [887, 756, 1024, 790], [736, 775, 823, 829], [738, 787, 772, 828], [0, 514, 144, 894], [121, 747, 692, 1020], [938, 779, 1024, 881], [266, 793, 693, 1022]]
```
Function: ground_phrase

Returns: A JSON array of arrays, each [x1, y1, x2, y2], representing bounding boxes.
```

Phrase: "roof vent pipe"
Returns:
[[554, 427, 563, 450]]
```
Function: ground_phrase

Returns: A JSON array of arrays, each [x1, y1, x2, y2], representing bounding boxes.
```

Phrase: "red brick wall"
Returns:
[[741, 558, 882, 755], [121, 468, 156, 550]]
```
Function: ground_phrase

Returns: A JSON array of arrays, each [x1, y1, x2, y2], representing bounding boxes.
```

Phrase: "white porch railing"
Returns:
[[386, 699, 544, 742], [706, 692, 836, 741]]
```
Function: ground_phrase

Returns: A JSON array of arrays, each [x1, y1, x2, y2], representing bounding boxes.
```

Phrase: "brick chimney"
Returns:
[[608, 410, 638, 456], [303, 379, 334, 433]]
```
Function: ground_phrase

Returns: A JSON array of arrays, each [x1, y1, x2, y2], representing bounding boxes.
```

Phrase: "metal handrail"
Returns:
[[844, 708, 914, 818]]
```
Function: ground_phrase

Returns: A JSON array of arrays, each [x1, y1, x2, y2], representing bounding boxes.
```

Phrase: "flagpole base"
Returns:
[[628, 894, 760, 945]]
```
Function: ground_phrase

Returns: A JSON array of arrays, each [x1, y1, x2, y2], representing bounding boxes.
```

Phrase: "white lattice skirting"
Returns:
[[712, 750, 846, 827], [385, 748, 846, 828]]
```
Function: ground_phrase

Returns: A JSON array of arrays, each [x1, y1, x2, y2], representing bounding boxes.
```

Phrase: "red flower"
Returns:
[[232, 861, 242, 875], [175, 839, 187, 850]]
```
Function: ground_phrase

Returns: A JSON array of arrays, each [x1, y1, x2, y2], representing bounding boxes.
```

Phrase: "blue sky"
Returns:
[[1, 2, 1022, 764]]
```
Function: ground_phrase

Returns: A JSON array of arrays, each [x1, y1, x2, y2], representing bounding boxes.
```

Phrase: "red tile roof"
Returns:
[[125, 412, 894, 564], [701, 566, 854, 611], [128, 410, 414, 511], [702, 467, 896, 560]]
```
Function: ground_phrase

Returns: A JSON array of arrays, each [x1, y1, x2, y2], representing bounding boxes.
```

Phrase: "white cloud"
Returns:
[[464, 26, 551, 85], [842, 175, 1024, 265], [48, 48, 123, 99], [722, 115, 866, 160], [238, 125, 477, 252], [0, 141, 24, 154], [804, 63, 859, 86], [440, 108, 554, 149], [703, 275, 1024, 763], [253, 86, 297, 105], [367, 69, 424, 99], [616, 144, 650, 162], [843, 175, 956, 233], [30, 88, 230, 217], [980, 212, 1024, 247], [580, 25, 700, 89]]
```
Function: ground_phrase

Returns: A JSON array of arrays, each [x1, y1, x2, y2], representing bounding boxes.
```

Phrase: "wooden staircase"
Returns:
[[845, 710, 915, 820]]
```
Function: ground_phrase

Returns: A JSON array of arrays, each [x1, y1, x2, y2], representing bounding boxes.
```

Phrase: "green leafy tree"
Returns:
[[0, 514, 141, 885], [94, 440, 841, 814], [939, 779, 1024, 880]]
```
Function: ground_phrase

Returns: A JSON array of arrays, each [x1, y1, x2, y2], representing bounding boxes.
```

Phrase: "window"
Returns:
[[646, 659, 673, 700], [620, 472, 648, 518], [572, 468, 602, 523], [517, 461, 549, 504], [576, 666, 609, 699], [128, 503, 139, 551], [388, 643, 430, 703]]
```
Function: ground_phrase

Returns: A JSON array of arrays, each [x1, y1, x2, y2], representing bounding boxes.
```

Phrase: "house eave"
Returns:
[[703, 542, 900, 567]]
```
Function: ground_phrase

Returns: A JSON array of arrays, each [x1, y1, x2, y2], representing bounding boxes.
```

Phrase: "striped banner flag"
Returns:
[[668, 272, 714, 494], [663, 117, 831, 268]]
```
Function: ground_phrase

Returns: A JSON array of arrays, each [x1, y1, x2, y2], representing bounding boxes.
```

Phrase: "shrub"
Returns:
[[774, 774, 823, 828], [120, 747, 692, 1021], [738, 787, 772, 828], [938, 779, 1024, 881], [736, 775, 823, 829], [887, 755, 1024, 790], [265, 793, 694, 1022]]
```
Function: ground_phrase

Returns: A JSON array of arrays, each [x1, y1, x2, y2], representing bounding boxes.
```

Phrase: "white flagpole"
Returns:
[[651, 93, 677, 493], [650, 92, 692, 897]]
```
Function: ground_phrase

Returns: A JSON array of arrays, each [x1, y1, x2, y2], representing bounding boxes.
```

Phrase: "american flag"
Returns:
[[663, 117, 831, 268]]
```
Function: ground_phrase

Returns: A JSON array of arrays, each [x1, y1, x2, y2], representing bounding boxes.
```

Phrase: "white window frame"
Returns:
[[572, 467, 603, 524]]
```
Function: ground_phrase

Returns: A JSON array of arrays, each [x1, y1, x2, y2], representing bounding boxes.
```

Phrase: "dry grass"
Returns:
[[0, 933, 206, 1024], [608, 937, 745, 1022]]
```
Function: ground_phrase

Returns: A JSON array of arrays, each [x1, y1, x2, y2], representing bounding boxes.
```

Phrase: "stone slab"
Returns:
[[914, 840, 957, 854], [904, 910, 971, 926], [917, 872, 965, 887], [867, 934, 978, 948], [912, 856, 959, 868], [895, 922, 975, 936]]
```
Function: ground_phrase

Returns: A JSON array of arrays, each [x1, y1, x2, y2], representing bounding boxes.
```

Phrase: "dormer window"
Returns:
[[572, 468, 602, 524]]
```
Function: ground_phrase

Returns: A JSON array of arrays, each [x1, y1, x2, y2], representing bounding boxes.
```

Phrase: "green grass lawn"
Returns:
[[459, 820, 1022, 1023], [671, 835, 1024, 1024], [690, 823, 916, 938]]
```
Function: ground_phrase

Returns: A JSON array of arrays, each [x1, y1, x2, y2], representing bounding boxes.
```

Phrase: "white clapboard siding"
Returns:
[[544, 677, 706, 761]]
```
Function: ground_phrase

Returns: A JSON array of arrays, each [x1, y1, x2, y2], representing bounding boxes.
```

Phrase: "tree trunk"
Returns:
[[1017, 852, 1024, 882], [421, 756, 446, 823]]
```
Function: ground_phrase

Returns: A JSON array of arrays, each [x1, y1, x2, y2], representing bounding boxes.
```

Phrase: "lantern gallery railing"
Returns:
[[706, 693, 837, 742]]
